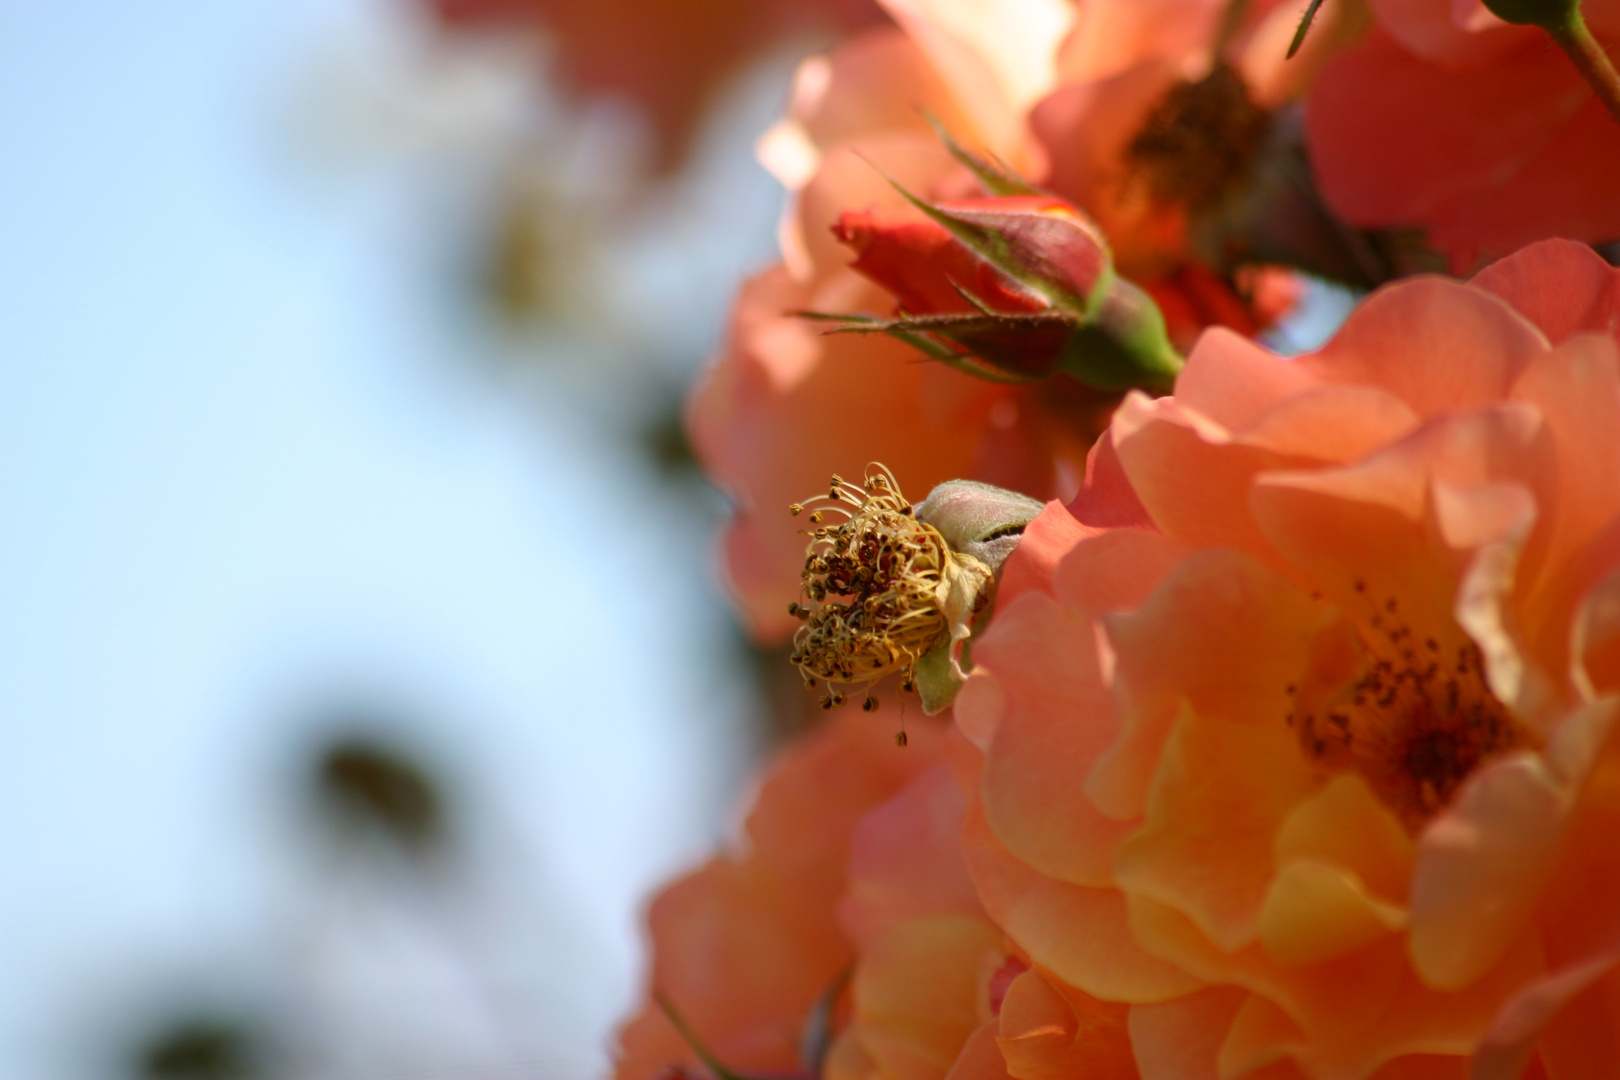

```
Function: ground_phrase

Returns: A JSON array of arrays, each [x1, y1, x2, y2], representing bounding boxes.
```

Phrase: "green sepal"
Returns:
[[1480, 0, 1579, 29], [1056, 277, 1183, 394], [924, 112, 1045, 198], [1287, 0, 1330, 58], [911, 480, 1046, 716]]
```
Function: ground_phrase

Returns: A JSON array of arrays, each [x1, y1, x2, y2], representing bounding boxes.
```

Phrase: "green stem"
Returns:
[[1551, 11, 1620, 124], [655, 992, 765, 1080]]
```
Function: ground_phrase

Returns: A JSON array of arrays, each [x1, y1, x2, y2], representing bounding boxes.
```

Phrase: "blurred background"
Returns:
[[0, 1, 863, 1076]]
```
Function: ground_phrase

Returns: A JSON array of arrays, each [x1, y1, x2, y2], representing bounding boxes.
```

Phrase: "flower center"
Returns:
[[788, 467, 968, 710], [1288, 582, 1537, 830], [1125, 63, 1269, 214]]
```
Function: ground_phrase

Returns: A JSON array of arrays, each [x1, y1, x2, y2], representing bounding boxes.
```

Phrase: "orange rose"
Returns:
[[616, 711, 944, 1080], [955, 238, 1620, 1077], [615, 704, 1143, 1080], [1306, 0, 1620, 269]]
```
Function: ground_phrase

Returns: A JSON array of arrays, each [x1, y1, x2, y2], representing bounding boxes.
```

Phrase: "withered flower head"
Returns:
[[788, 465, 1041, 715]]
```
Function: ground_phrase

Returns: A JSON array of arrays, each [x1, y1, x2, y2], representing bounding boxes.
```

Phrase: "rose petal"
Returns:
[[842, 766, 984, 945], [1111, 393, 1287, 562], [996, 969, 1135, 1080], [1128, 985, 1252, 1080], [1474, 239, 1620, 346], [1174, 326, 1321, 432], [1298, 278, 1549, 419], [1259, 860, 1409, 969], [1091, 549, 1328, 822], [962, 795, 1203, 1002], [851, 914, 1007, 1080], [1273, 775, 1415, 906], [940, 1020, 1012, 1080], [1115, 703, 1321, 953], [879, 0, 1071, 159]]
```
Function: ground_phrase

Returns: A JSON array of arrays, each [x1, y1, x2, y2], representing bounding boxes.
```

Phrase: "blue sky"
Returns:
[[0, 3, 773, 1076]]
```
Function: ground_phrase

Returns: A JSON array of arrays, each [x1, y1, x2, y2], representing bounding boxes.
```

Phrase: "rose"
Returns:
[[616, 711, 945, 1080], [1306, 0, 1620, 269], [955, 239, 1620, 1076]]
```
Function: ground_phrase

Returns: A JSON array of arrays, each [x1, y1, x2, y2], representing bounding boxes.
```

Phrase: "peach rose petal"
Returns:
[[1109, 394, 1287, 563], [1056, 0, 1221, 82], [1128, 894, 1404, 1046], [1473, 239, 1620, 346], [617, 711, 942, 1080], [1129, 985, 1285, 1080], [1575, 556, 1620, 698], [879, 0, 1072, 161], [1525, 959, 1620, 1080], [1219, 992, 1307, 1076], [849, 914, 1007, 1080], [1251, 406, 1549, 634], [826, 1026, 882, 1080], [1066, 431, 1153, 529], [1129, 895, 1545, 1079], [992, 500, 1098, 611], [1273, 775, 1415, 906], [962, 795, 1204, 1003], [1259, 861, 1409, 969], [1509, 339, 1620, 702], [1512, 336, 1620, 577], [785, 31, 965, 167], [1090, 549, 1329, 823], [976, 592, 1135, 888], [940, 1020, 1013, 1080], [1298, 279, 1549, 419], [1471, 949, 1620, 1080], [842, 766, 984, 944], [953, 672, 1006, 754], [1473, 708, 1620, 1077], [1049, 525, 1188, 617], [1172, 326, 1320, 432], [972, 529, 1186, 886], [1114, 704, 1321, 954], [1233, 386, 1421, 466], [616, 859, 846, 1078], [1443, 478, 1544, 719], [995, 968, 1135, 1080]]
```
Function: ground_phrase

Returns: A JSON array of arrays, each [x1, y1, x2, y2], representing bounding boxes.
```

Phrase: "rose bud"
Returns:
[[825, 190, 1183, 394]]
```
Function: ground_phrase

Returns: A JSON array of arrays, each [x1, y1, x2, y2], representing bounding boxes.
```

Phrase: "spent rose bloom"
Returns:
[[953, 238, 1620, 1076], [1306, 0, 1620, 268]]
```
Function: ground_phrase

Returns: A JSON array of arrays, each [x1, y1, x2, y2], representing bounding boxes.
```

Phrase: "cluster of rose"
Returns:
[[613, 1, 1620, 1078]]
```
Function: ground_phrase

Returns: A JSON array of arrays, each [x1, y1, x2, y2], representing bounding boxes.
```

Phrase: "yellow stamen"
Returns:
[[788, 464, 989, 706]]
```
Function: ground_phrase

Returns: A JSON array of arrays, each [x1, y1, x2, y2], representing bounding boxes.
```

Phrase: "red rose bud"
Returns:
[[827, 193, 1183, 394], [835, 196, 1108, 318]]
